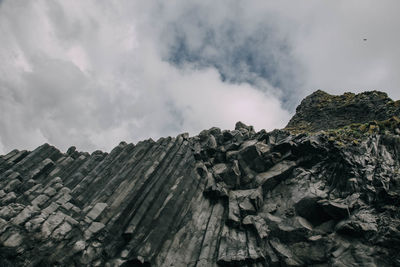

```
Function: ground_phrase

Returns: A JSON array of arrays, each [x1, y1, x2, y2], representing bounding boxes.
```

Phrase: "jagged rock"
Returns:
[[0, 206, 14, 220], [335, 209, 378, 237], [0, 90, 399, 266], [269, 238, 303, 266], [12, 205, 39, 225], [318, 199, 350, 220], [238, 141, 271, 172], [87, 203, 108, 221], [290, 241, 327, 264], [242, 215, 269, 238], [4, 179, 21, 193], [31, 194, 50, 207], [286, 90, 400, 132], [73, 240, 86, 253], [294, 196, 331, 226], [235, 121, 255, 135], [51, 221, 72, 240], [0, 204, 24, 220], [1, 192, 16, 204], [43, 186, 57, 197], [212, 162, 241, 188], [256, 160, 296, 190], [41, 212, 66, 238], [25, 216, 45, 232], [85, 222, 105, 239], [30, 158, 54, 180], [3, 233, 23, 248]]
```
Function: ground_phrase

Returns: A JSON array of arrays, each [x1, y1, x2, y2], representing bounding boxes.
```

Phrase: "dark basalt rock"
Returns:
[[1, 91, 400, 266], [285, 90, 400, 132]]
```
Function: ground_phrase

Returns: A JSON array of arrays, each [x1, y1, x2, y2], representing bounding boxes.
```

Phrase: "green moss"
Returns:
[[287, 115, 400, 147], [359, 124, 367, 132]]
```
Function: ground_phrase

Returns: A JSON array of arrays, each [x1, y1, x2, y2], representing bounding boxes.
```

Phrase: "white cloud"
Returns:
[[286, 0, 400, 99], [0, 0, 399, 154], [0, 0, 290, 154]]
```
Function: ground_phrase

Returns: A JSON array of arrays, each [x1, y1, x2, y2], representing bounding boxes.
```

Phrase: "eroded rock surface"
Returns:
[[286, 90, 400, 132], [1, 91, 400, 266]]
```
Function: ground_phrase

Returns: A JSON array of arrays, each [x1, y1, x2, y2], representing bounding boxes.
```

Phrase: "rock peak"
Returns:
[[235, 121, 254, 132], [285, 90, 399, 132]]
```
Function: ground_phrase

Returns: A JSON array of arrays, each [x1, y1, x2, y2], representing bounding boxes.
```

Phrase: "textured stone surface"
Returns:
[[0, 91, 400, 266], [285, 90, 400, 132]]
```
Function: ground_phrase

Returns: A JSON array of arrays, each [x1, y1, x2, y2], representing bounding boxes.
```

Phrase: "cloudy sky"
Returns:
[[1, 1, 400, 154]]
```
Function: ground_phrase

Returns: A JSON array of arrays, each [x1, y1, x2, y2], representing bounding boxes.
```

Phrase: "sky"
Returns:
[[1, 1, 400, 154]]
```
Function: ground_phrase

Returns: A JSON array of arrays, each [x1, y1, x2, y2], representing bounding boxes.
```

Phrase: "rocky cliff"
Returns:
[[1, 91, 400, 266], [285, 90, 400, 132]]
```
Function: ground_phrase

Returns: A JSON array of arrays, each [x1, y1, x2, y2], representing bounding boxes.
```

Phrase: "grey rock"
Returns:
[[1, 192, 16, 204], [87, 202, 107, 221], [256, 160, 296, 189], [31, 194, 50, 208], [43, 187, 57, 197], [73, 240, 86, 253], [42, 202, 59, 216], [4, 179, 21, 193], [0, 90, 399, 266], [85, 222, 105, 239], [30, 158, 54, 180], [294, 196, 328, 226], [3, 232, 23, 247], [25, 216, 45, 232], [0, 204, 23, 220], [318, 199, 350, 220], [0, 206, 14, 219], [269, 238, 303, 266], [335, 209, 378, 237], [285, 90, 400, 132], [238, 142, 271, 172], [52, 221, 72, 240], [41, 211, 66, 238], [243, 215, 269, 238], [291, 241, 327, 264], [212, 162, 240, 187], [12, 205, 39, 225], [235, 121, 255, 133]]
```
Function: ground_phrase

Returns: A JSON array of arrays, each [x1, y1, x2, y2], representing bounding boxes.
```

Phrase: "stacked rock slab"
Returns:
[[1, 91, 400, 266]]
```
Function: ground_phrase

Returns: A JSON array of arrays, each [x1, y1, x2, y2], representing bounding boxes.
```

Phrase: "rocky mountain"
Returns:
[[1, 90, 400, 266]]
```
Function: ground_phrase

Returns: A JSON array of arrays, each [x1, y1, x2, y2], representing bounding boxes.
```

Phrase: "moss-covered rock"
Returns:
[[285, 90, 400, 133]]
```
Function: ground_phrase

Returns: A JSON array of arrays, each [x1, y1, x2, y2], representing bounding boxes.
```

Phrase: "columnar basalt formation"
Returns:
[[1, 91, 400, 266]]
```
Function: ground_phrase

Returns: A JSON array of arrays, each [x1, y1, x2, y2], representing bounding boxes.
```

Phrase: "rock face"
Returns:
[[285, 90, 400, 132], [1, 90, 400, 266]]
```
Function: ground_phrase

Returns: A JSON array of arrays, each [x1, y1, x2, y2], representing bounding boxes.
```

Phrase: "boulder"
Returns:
[[256, 160, 296, 190], [238, 142, 271, 172], [212, 162, 240, 188]]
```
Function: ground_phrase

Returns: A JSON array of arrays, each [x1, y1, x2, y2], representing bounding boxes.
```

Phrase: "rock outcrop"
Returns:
[[285, 90, 400, 132], [1, 90, 400, 266]]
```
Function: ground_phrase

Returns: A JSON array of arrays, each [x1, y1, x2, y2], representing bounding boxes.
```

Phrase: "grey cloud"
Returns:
[[137, 1, 304, 106], [0, 0, 399, 154], [140, 0, 400, 103]]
